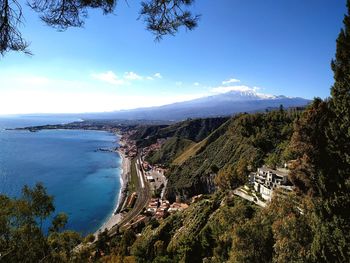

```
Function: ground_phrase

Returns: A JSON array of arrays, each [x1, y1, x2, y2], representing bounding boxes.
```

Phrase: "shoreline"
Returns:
[[95, 134, 130, 235], [6, 123, 131, 236]]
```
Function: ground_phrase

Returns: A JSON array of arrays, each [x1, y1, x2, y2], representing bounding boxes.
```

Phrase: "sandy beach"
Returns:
[[95, 135, 130, 235]]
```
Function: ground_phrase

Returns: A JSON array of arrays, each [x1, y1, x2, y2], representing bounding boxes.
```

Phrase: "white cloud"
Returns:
[[91, 71, 125, 86], [222, 78, 240, 85], [145, 73, 163, 81], [154, 73, 162, 79], [176, 81, 183, 86], [193, 82, 200, 86], [91, 71, 163, 84], [211, 85, 259, 94], [124, 71, 143, 80]]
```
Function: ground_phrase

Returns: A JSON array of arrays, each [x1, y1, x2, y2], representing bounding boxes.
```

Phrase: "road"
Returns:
[[109, 156, 151, 235]]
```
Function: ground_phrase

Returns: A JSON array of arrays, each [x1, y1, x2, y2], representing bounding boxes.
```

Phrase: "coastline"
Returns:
[[95, 134, 130, 235]]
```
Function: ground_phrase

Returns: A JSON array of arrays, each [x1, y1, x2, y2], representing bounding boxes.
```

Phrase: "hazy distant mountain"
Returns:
[[79, 90, 310, 121]]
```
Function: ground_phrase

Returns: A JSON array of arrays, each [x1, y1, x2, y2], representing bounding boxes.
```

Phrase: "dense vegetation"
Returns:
[[0, 183, 93, 262], [131, 193, 256, 263], [146, 137, 195, 166]]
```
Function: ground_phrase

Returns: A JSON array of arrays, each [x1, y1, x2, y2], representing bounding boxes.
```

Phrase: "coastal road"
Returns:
[[109, 156, 151, 235]]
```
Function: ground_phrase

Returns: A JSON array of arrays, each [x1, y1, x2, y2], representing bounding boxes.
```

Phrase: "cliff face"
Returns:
[[164, 173, 216, 202]]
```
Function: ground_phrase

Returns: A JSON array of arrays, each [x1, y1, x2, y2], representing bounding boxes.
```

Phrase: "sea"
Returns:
[[0, 115, 121, 235]]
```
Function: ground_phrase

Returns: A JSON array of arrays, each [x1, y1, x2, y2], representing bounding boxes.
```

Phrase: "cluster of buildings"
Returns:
[[123, 198, 190, 231], [119, 132, 167, 160], [119, 133, 138, 158], [146, 198, 189, 219], [141, 138, 167, 160], [250, 167, 293, 201], [146, 198, 170, 219], [168, 202, 189, 213]]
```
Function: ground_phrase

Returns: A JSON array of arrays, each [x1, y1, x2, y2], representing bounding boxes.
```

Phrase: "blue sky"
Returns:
[[0, 0, 347, 114]]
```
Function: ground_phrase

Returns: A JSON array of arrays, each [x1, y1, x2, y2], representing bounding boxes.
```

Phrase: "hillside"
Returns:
[[160, 110, 300, 201], [146, 137, 195, 165], [131, 117, 229, 148], [130, 193, 258, 263]]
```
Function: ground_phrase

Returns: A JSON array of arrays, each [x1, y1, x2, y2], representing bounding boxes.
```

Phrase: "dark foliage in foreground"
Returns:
[[0, 183, 88, 262], [0, 0, 199, 55]]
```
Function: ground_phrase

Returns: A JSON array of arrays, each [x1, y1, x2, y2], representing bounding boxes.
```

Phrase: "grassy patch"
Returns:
[[128, 158, 139, 193], [173, 138, 208, 165]]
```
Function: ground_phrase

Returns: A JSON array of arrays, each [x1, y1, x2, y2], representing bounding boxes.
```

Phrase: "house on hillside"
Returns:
[[251, 167, 293, 201]]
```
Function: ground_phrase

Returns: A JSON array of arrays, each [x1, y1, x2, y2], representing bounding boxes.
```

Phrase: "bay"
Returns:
[[0, 116, 121, 235]]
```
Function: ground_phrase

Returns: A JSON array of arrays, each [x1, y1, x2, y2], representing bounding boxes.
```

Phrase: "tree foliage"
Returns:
[[287, 98, 331, 196], [130, 194, 257, 263], [0, 183, 85, 262], [140, 0, 200, 40], [0, 0, 199, 55], [284, 1, 350, 260]]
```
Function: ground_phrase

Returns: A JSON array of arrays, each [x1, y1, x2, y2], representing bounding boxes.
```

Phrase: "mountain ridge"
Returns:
[[81, 90, 311, 121]]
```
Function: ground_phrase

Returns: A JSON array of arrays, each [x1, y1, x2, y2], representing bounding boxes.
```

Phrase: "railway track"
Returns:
[[109, 156, 151, 236]]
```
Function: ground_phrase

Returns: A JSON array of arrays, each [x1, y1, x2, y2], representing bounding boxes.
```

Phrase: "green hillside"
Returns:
[[146, 137, 195, 166], [131, 193, 258, 263], [131, 117, 229, 148], [164, 110, 300, 200], [172, 138, 208, 165]]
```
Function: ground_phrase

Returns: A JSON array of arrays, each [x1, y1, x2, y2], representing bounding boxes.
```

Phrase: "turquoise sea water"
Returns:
[[0, 116, 121, 235]]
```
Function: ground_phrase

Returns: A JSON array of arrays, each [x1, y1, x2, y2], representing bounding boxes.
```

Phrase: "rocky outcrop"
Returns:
[[164, 173, 216, 202]]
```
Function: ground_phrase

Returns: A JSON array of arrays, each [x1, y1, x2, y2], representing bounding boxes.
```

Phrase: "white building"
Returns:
[[252, 167, 292, 201]]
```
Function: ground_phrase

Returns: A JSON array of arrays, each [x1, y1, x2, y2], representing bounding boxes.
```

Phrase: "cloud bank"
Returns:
[[91, 70, 162, 86], [91, 71, 126, 86], [222, 78, 240, 85], [211, 85, 260, 94]]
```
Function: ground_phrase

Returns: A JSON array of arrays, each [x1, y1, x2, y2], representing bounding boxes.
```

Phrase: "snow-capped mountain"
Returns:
[[82, 91, 310, 121]]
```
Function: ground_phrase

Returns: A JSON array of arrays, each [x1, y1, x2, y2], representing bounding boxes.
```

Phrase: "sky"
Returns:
[[0, 0, 347, 114]]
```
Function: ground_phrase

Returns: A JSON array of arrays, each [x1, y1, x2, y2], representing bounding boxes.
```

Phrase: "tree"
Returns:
[[229, 212, 273, 263], [287, 98, 331, 196], [95, 228, 111, 258], [285, 1, 350, 261], [0, 183, 84, 262], [311, 0, 350, 260], [49, 212, 68, 233], [268, 192, 313, 263], [330, 1, 350, 160], [328, 0, 350, 202], [22, 183, 55, 230], [0, 0, 199, 55]]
